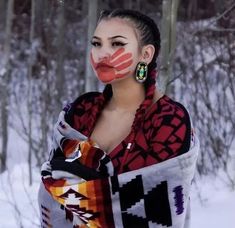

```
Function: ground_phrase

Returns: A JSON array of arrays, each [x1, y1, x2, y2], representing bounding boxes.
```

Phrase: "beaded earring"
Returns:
[[135, 62, 148, 83]]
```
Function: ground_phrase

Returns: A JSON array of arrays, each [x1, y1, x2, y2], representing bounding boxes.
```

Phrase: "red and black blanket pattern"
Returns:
[[67, 92, 192, 174]]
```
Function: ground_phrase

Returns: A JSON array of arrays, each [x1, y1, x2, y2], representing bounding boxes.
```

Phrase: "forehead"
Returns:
[[94, 18, 138, 40]]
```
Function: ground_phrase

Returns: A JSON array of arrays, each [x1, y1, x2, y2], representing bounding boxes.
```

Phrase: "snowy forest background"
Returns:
[[0, 0, 235, 227]]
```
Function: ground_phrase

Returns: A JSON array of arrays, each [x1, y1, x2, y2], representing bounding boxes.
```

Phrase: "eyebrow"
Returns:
[[92, 35, 127, 40]]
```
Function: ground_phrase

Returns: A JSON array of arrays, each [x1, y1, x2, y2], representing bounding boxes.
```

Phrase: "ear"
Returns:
[[140, 44, 155, 64]]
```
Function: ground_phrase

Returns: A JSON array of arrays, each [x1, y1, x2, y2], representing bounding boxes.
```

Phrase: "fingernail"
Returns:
[[59, 121, 66, 129]]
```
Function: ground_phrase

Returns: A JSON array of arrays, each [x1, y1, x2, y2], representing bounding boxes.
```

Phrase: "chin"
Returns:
[[110, 76, 133, 85]]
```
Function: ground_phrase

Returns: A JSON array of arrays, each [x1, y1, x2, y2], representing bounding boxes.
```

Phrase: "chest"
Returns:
[[90, 110, 135, 154]]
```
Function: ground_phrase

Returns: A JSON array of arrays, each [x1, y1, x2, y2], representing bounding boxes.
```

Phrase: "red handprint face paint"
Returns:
[[90, 18, 141, 83], [90, 48, 133, 83]]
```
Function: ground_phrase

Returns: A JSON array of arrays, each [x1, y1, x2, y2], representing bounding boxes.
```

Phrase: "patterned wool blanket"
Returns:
[[39, 111, 199, 228]]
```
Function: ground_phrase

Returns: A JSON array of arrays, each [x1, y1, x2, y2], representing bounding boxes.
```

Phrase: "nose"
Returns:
[[97, 46, 112, 61]]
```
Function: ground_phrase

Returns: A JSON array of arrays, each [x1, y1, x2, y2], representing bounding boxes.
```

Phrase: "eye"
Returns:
[[91, 41, 101, 47], [112, 41, 127, 47]]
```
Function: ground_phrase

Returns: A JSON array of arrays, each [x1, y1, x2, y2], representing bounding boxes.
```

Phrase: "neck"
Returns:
[[107, 77, 145, 112]]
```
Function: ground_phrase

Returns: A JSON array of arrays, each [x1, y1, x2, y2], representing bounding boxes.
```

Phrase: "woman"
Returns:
[[38, 9, 199, 228]]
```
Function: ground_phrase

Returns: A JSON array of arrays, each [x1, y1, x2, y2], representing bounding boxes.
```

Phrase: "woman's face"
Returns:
[[90, 18, 142, 84]]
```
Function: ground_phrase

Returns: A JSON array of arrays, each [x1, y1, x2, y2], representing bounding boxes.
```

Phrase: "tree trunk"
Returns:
[[55, 1, 65, 115], [82, 0, 87, 18], [124, 0, 140, 10], [187, 0, 197, 19], [159, 0, 180, 94], [0, 0, 14, 173], [0, 0, 6, 30], [124, 0, 132, 9], [85, 0, 98, 92], [27, 0, 36, 185]]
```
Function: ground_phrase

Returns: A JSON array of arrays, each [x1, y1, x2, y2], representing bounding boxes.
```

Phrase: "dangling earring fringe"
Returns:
[[135, 62, 148, 83]]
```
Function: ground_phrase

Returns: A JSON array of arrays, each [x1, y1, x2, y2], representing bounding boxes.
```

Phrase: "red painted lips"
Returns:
[[90, 48, 133, 83]]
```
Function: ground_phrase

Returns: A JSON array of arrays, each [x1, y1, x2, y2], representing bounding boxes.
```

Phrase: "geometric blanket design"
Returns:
[[40, 92, 199, 228], [111, 176, 172, 227], [42, 135, 199, 228]]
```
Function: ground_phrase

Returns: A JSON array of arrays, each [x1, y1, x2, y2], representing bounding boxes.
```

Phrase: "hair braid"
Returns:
[[132, 70, 157, 131]]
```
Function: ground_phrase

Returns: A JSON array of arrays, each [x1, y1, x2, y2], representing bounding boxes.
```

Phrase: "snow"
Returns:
[[0, 164, 41, 227], [0, 129, 234, 227], [1, 164, 235, 228], [191, 191, 235, 228], [191, 177, 235, 228]]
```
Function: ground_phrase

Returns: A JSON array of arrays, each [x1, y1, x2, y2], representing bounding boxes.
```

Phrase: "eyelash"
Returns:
[[90, 41, 127, 47], [91, 41, 100, 47], [112, 42, 127, 47]]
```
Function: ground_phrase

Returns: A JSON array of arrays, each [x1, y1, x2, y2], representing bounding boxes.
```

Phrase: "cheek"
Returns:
[[127, 55, 138, 72], [90, 52, 96, 69], [124, 49, 138, 66]]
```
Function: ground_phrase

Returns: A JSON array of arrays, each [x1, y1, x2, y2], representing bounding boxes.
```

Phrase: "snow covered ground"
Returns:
[[0, 129, 235, 227], [1, 163, 235, 228], [191, 176, 235, 228], [0, 164, 41, 227]]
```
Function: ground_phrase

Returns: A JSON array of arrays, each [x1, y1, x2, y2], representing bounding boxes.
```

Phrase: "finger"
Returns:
[[58, 111, 66, 122], [111, 48, 125, 60], [57, 120, 71, 132], [111, 52, 132, 66], [115, 59, 133, 71], [58, 121, 67, 129]]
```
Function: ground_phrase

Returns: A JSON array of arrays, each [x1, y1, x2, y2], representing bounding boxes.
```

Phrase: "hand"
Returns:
[[50, 157, 105, 181], [52, 111, 87, 152], [41, 161, 52, 179], [50, 142, 114, 180], [56, 111, 87, 140]]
